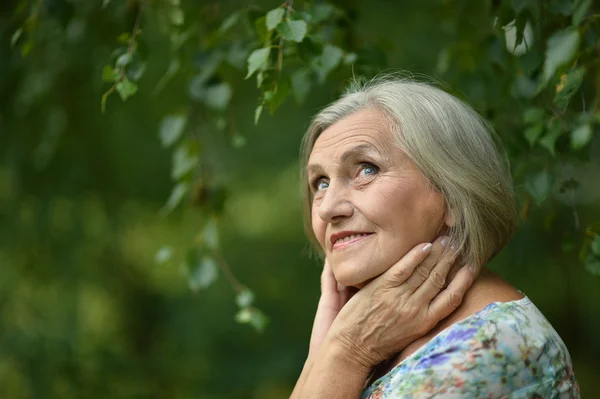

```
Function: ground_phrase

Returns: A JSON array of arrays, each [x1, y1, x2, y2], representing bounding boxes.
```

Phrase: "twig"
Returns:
[[213, 250, 245, 293], [101, 4, 143, 111], [274, 0, 294, 89]]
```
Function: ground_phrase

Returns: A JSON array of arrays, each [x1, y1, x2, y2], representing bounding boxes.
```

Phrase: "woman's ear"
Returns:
[[444, 208, 456, 228]]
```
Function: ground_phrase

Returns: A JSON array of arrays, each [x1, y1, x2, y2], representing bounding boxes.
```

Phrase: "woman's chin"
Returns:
[[332, 263, 376, 289]]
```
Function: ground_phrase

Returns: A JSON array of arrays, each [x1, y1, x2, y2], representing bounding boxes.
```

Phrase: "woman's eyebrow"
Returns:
[[307, 143, 384, 175], [340, 143, 381, 162], [306, 163, 323, 175]]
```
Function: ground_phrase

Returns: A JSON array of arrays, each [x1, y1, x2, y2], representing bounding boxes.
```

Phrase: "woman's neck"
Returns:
[[367, 267, 524, 384]]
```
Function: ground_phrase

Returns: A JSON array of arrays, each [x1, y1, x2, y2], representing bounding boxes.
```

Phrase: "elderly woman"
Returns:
[[290, 78, 579, 398]]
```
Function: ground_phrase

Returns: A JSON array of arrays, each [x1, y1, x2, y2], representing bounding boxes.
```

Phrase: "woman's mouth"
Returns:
[[331, 232, 374, 250]]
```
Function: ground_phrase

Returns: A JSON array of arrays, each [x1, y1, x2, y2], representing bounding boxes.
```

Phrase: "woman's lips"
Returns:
[[331, 233, 374, 250]]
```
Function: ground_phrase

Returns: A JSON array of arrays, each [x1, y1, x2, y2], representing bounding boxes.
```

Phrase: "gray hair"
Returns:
[[300, 76, 517, 270]]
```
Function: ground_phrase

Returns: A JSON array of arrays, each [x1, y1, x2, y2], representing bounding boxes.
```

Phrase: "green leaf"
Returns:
[[539, 119, 562, 155], [254, 16, 270, 44], [203, 83, 233, 111], [102, 0, 111, 8], [553, 67, 585, 114], [591, 235, 600, 256], [541, 28, 580, 88], [116, 32, 130, 45], [512, 75, 537, 99], [102, 65, 118, 82], [236, 308, 252, 323], [116, 52, 132, 67], [115, 79, 138, 101], [344, 52, 358, 65], [218, 12, 240, 35], [278, 20, 307, 42], [584, 255, 600, 276], [570, 123, 592, 150], [126, 59, 146, 82], [159, 114, 187, 148], [189, 256, 219, 291], [525, 170, 553, 204], [170, 7, 184, 26], [171, 141, 199, 180], [436, 47, 451, 75], [246, 47, 271, 79], [523, 107, 545, 125], [504, 19, 531, 56], [11, 28, 23, 48], [297, 37, 324, 61], [265, 79, 290, 114], [215, 117, 227, 131], [572, 0, 592, 25], [21, 39, 34, 57], [155, 246, 173, 264], [266, 8, 285, 31], [310, 3, 335, 23], [312, 44, 343, 83], [235, 307, 269, 333], [291, 68, 312, 104], [161, 182, 189, 215], [232, 133, 247, 148], [226, 41, 251, 70], [236, 289, 255, 307], [524, 124, 544, 146], [254, 104, 263, 125], [202, 218, 219, 250]]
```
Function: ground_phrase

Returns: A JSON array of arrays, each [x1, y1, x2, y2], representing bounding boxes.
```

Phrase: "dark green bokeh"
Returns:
[[1, 0, 599, 398]]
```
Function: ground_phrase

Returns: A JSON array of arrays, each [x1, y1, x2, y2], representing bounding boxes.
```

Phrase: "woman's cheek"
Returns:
[[311, 208, 327, 249]]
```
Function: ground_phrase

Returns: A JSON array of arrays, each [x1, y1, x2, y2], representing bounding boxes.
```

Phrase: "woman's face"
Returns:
[[307, 108, 451, 288]]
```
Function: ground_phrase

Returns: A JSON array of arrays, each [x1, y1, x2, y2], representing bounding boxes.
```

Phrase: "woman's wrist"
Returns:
[[322, 331, 376, 376], [295, 336, 372, 398]]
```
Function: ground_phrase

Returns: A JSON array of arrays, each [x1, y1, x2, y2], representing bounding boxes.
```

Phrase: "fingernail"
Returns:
[[423, 243, 433, 253], [468, 264, 474, 273], [440, 236, 449, 248]]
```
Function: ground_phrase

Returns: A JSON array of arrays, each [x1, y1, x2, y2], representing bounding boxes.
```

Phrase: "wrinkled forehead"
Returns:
[[308, 109, 395, 164]]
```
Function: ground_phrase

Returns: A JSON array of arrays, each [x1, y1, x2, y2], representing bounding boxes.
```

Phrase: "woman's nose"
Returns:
[[317, 184, 354, 223]]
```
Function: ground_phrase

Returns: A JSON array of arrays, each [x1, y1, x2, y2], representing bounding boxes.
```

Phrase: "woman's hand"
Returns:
[[308, 260, 358, 356], [326, 236, 474, 371], [291, 236, 474, 399]]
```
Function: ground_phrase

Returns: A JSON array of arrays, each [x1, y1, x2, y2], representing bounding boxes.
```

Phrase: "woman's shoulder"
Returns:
[[362, 271, 580, 399]]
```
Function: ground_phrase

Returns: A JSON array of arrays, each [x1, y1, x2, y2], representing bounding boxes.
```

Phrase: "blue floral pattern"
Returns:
[[362, 297, 580, 399]]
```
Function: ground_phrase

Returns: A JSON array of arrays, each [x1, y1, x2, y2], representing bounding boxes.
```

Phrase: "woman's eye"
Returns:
[[311, 177, 329, 192], [316, 179, 329, 191], [359, 163, 379, 177]]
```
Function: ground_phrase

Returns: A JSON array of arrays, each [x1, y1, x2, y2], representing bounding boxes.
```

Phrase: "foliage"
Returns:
[[1, 0, 600, 396], [5, 0, 600, 324]]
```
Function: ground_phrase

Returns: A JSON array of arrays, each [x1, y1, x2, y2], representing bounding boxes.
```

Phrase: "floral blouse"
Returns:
[[361, 297, 580, 399]]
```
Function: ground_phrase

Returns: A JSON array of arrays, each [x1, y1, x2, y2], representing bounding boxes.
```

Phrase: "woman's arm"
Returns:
[[291, 337, 371, 399], [291, 237, 474, 399], [291, 260, 356, 399]]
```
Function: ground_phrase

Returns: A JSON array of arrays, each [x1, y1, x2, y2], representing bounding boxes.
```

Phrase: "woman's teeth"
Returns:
[[336, 233, 368, 243]]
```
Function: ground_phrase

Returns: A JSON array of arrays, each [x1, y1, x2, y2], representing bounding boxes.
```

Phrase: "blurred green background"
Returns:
[[1, 0, 599, 398]]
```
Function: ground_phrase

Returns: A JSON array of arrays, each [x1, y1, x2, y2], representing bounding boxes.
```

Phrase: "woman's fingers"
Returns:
[[412, 243, 459, 302], [321, 259, 338, 294], [402, 236, 450, 293], [428, 264, 474, 319], [381, 242, 433, 286]]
